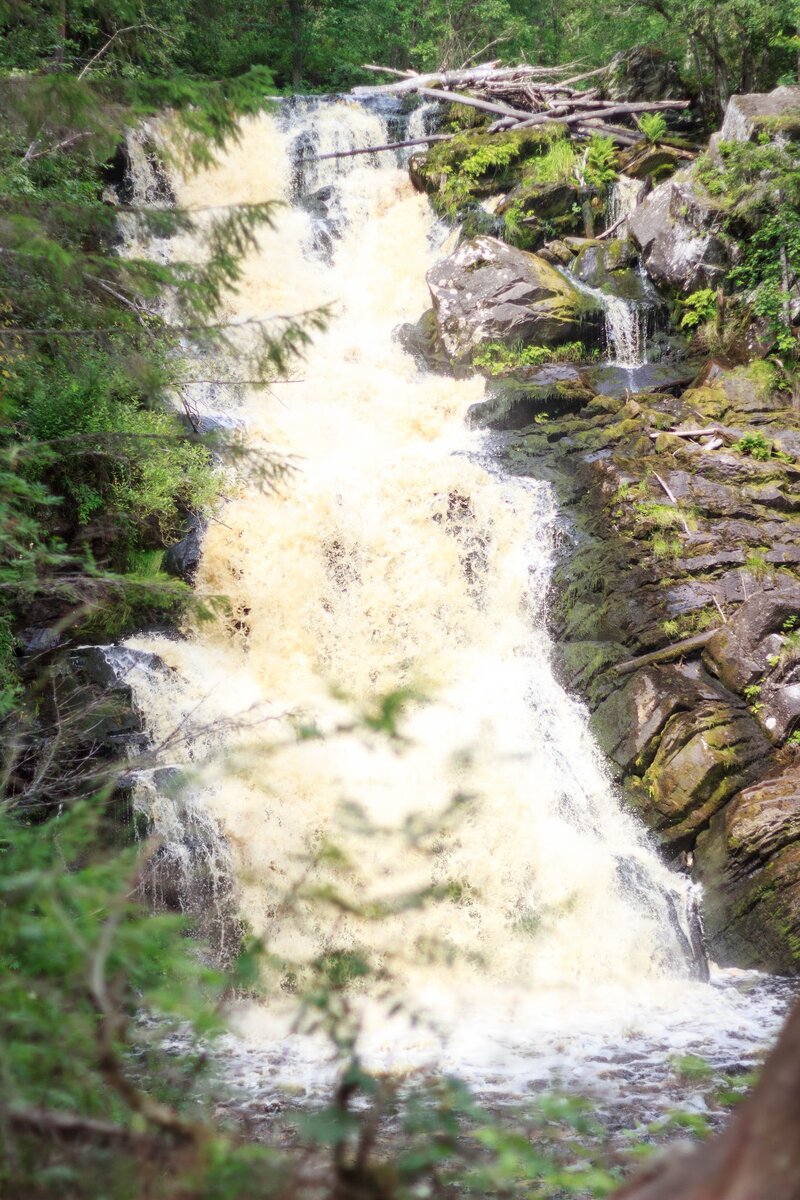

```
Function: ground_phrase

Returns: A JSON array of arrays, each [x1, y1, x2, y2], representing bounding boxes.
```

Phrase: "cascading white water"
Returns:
[[119, 101, 785, 1093], [603, 290, 650, 366], [606, 174, 641, 229]]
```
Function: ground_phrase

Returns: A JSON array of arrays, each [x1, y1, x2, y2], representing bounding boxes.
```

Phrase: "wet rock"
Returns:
[[426, 235, 602, 362], [467, 364, 592, 429], [703, 586, 800, 693], [582, 360, 702, 397], [632, 703, 769, 849], [629, 168, 729, 291], [164, 518, 206, 583], [695, 767, 800, 972], [396, 308, 463, 376], [590, 662, 733, 774], [538, 239, 575, 266], [571, 241, 652, 304]]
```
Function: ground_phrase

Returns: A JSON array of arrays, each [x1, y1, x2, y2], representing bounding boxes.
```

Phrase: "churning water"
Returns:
[[120, 99, 788, 1104]]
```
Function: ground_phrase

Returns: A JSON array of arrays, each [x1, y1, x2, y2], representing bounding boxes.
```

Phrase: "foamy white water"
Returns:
[[121, 100, 788, 1094]]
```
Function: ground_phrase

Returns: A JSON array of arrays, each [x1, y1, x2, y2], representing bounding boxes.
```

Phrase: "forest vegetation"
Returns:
[[2, 0, 800, 1197]]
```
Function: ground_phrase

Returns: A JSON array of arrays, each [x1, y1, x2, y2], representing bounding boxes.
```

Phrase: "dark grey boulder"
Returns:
[[605, 45, 684, 103], [164, 518, 206, 583], [703, 586, 800, 693], [426, 235, 602, 362]]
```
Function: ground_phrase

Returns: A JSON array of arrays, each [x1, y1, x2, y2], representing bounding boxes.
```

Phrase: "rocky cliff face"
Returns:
[[482, 364, 800, 973], [409, 83, 800, 973]]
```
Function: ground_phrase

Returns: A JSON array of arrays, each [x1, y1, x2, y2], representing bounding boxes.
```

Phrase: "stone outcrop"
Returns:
[[479, 361, 800, 971], [717, 84, 800, 144], [426, 235, 601, 362], [631, 84, 800, 293], [628, 168, 729, 291], [696, 769, 800, 972]]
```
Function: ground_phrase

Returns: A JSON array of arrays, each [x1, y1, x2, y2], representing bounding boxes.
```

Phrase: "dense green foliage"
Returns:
[[699, 138, 800, 361]]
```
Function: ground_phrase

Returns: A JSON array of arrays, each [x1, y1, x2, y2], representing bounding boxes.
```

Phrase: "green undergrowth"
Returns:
[[414, 124, 569, 216], [472, 339, 594, 375]]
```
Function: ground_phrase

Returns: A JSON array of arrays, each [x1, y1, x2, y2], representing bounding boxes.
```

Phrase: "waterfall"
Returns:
[[602, 290, 651, 366], [116, 101, 781, 1085], [606, 173, 641, 230]]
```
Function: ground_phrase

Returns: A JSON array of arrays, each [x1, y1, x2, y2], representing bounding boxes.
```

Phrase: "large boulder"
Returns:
[[605, 45, 684, 103], [703, 586, 800, 694], [629, 168, 729, 291], [163, 517, 206, 583], [426, 236, 601, 362], [629, 702, 769, 849], [683, 359, 790, 423], [718, 85, 800, 144], [590, 662, 734, 774], [695, 767, 800, 972]]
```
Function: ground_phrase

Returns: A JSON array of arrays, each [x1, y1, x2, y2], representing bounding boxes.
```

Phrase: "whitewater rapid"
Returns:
[[120, 99, 787, 1095]]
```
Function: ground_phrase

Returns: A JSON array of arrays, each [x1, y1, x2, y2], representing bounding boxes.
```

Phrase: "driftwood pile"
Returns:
[[317, 60, 691, 160]]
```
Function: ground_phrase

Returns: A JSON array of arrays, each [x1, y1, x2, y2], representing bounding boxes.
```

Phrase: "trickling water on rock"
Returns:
[[120, 100, 787, 1093]]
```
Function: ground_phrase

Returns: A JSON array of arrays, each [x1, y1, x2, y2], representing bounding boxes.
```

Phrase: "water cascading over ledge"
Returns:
[[116, 99, 783, 1088]]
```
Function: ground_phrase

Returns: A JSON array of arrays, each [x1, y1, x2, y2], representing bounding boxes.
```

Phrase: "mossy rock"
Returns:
[[624, 147, 680, 181], [683, 359, 788, 422], [695, 767, 800, 972], [426, 235, 604, 362], [410, 125, 569, 217]]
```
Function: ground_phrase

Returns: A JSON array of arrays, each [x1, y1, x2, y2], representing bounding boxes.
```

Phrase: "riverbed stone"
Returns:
[[426, 235, 602, 361]]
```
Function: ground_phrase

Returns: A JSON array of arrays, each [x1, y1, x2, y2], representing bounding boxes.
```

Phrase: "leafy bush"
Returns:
[[471, 339, 592, 375], [680, 288, 718, 330], [584, 135, 618, 188]]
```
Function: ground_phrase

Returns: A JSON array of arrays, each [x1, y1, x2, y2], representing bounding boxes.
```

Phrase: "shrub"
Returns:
[[680, 288, 718, 330], [638, 112, 668, 144], [584, 135, 618, 188]]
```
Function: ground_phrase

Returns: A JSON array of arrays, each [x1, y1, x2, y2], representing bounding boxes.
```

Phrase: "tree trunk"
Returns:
[[288, 0, 304, 90]]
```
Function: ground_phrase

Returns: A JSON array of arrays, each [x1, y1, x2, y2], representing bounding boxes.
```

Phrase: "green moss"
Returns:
[[471, 339, 594, 376], [414, 125, 569, 217]]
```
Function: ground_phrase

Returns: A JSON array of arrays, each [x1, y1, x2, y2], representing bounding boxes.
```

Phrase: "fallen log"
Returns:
[[648, 426, 735, 441], [611, 629, 719, 675], [315, 133, 454, 160], [653, 470, 692, 535], [2, 1103, 147, 1144], [353, 62, 572, 96], [512, 99, 690, 131], [416, 86, 533, 120]]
